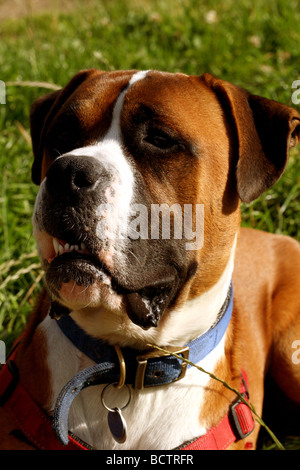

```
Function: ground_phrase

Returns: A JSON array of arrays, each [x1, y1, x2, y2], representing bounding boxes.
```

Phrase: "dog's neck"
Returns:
[[66, 237, 236, 350]]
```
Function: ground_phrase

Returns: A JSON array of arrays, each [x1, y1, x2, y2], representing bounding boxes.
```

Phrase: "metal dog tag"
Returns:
[[107, 407, 127, 443]]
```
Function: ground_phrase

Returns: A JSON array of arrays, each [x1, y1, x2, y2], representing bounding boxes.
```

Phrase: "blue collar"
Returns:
[[53, 282, 233, 445]]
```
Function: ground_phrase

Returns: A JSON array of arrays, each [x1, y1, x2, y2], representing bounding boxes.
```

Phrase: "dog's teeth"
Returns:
[[53, 238, 60, 255], [58, 243, 64, 255], [69, 245, 79, 252], [52, 238, 85, 256]]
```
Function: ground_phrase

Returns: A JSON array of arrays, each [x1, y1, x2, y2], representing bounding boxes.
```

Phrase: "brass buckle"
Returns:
[[134, 346, 189, 390], [114, 345, 126, 389]]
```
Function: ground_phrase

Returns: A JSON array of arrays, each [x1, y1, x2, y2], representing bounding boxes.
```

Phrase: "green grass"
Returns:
[[0, 0, 299, 449]]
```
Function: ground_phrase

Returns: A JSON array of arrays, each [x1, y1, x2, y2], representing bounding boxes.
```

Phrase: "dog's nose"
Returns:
[[46, 155, 109, 200]]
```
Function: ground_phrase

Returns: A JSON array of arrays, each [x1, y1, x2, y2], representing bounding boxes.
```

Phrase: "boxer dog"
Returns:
[[1, 69, 300, 450]]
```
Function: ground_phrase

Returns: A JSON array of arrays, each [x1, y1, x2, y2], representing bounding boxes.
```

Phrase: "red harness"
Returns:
[[0, 340, 254, 450]]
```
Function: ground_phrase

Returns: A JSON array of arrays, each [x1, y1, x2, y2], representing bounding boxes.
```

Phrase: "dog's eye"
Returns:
[[145, 129, 177, 150]]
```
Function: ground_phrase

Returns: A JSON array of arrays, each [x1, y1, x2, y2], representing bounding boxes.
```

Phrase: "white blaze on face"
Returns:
[[63, 71, 150, 251], [94, 70, 150, 243]]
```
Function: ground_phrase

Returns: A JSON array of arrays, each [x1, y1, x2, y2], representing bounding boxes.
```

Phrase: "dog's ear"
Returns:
[[201, 73, 300, 203], [30, 69, 99, 185]]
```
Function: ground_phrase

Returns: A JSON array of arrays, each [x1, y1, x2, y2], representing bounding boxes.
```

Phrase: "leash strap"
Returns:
[[0, 356, 254, 450], [0, 349, 88, 450], [178, 370, 255, 450], [0, 352, 254, 450]]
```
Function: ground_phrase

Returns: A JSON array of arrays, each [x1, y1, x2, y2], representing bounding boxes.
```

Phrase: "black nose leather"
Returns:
[[46, 155, 109, 200]]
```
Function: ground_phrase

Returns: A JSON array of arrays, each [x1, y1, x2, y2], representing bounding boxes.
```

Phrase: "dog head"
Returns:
[[30, 69, 300, 341]]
